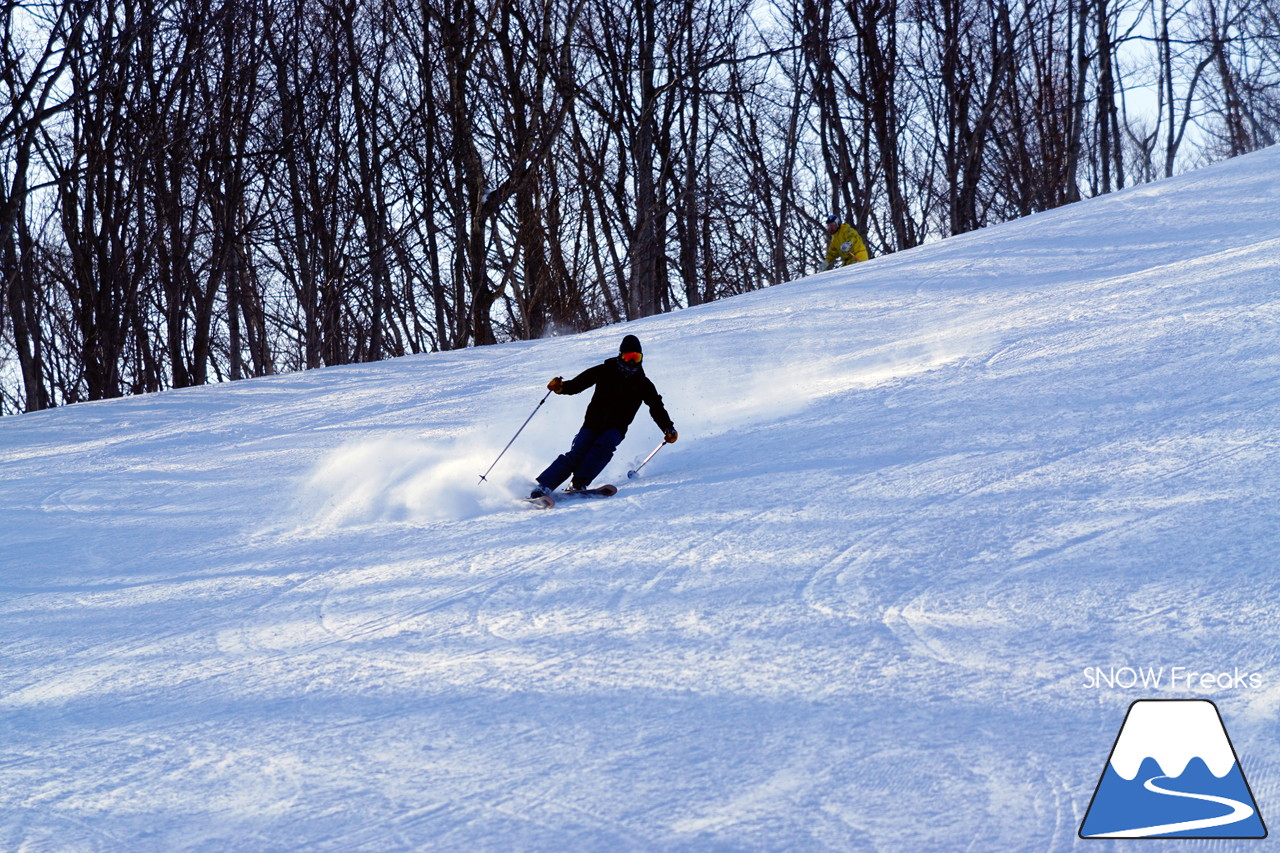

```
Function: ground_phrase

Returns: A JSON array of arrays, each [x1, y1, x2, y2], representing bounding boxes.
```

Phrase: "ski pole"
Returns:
[[478, 389, 553, 485], [627, 440, 667, 479]]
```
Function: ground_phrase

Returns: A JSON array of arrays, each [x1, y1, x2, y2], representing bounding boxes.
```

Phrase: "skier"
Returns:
[[821, 213, 869, 270], [530, 334, 677, 499]]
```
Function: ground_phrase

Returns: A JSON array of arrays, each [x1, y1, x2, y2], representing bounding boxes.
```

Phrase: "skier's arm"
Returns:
[[824, 236, 842, 267], [643, 379, 675, 434], [559, 364, 603, 396]]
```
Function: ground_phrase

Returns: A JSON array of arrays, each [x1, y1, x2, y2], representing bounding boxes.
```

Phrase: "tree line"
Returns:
[[2, 0, 1277, 414]]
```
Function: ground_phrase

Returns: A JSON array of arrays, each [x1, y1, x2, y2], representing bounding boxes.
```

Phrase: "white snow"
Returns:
[[4, 146, 1280, 850], [1108, 700, 1237, 780]]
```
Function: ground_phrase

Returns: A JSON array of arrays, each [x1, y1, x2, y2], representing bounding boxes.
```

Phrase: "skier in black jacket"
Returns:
[[531, 334, 677, 498]]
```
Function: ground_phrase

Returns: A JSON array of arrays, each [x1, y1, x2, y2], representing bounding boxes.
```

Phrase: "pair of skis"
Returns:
[[524, 484, 617, 510], [516, 439, 668, 510]]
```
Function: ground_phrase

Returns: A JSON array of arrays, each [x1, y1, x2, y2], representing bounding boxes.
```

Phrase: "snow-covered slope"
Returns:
[[4, 147, 1280, 851]]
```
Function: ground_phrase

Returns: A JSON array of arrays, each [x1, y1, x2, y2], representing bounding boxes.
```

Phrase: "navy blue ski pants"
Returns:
[[537, 427, 623, 490]]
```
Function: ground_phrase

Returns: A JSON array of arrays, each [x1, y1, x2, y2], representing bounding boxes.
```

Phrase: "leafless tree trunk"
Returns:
[[1, 0, 88, 410]]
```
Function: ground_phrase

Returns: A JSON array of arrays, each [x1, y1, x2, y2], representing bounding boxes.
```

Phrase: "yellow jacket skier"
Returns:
[[822, 214, 869, 270]]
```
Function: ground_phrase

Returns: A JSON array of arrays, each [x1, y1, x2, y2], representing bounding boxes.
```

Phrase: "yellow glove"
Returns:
[[664, 429, 678, 444], [548, 376, 564, 393]]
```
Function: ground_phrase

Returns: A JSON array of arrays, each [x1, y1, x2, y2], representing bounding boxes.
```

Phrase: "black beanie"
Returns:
[[620, 334, 642, 354]]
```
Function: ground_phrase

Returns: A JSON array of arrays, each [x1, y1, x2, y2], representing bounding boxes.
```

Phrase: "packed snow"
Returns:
[[4, 147, 1280, 851]]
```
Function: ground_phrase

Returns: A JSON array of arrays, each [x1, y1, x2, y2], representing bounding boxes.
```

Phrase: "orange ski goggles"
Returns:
[[620, 351, 643, 364]]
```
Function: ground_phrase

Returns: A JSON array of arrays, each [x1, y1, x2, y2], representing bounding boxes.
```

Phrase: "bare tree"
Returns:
[[1, 0, 88, 411]]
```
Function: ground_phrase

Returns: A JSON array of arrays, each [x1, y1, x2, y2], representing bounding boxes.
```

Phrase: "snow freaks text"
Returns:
[[1083, 666, 1264, 690]]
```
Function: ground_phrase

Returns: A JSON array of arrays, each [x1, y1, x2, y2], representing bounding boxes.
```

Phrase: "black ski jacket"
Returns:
[[560, 357, 674, 438]]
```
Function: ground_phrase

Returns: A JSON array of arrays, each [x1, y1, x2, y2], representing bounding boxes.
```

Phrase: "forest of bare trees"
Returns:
[[2, 0, 1277, 414]]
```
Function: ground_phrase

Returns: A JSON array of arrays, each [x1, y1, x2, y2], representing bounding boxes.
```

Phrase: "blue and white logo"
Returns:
[[1080, 699, 1266, 839]]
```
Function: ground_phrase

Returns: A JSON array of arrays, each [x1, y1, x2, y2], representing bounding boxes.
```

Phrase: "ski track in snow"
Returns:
[[4, 148, 1280, 850]]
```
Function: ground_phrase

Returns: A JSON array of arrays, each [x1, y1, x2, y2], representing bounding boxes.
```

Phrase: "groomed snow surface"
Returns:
[[4, 147, 1280, 851]]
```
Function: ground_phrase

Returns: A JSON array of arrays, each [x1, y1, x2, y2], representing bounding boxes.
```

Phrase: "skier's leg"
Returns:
[[536, 429, 598, 490], [570, 428, 624, 489]]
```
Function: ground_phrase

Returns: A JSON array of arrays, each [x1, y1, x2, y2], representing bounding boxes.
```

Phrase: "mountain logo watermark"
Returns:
[[1079, 699, 1266, 839]]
